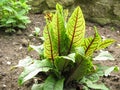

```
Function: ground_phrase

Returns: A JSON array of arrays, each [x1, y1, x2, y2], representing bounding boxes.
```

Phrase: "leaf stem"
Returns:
[[65, 59, 83, 86]]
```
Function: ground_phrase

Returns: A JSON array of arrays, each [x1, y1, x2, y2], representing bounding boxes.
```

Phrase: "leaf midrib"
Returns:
[[67, 9, 79, 54]]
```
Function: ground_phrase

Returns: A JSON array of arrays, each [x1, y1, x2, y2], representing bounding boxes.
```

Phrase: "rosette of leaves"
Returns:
[[16, 4, 116, 90]]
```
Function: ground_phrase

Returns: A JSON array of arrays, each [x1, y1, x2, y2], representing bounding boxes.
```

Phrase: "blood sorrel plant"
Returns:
[[16, 4, 119, 90]]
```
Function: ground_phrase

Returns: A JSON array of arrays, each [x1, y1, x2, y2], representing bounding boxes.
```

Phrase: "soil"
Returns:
[[0, 14, 120, 90]]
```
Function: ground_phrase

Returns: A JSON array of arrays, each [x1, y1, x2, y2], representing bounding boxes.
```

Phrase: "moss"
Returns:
[[89, 18, 111, 26], [30, 1, 49, 14], [76, 0, 98, 4]]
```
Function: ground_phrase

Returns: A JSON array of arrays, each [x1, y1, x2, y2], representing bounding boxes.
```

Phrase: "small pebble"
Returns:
[[19, 46, 23, 50], [6, 61, 11, 65], [13, 42, 19, 45], [5, 57, 9, 60], [117, 31, 119, 34], [0, 54, 3, 58], [3, 84, 6, 87], [101, 36, 106, 40], [21, 38, 28, 47], [107, 35, 111, 38], [16, 30, 22, 35]]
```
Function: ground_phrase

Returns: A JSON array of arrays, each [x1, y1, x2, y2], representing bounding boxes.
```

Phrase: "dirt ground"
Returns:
[[0, 14, 120, 90]]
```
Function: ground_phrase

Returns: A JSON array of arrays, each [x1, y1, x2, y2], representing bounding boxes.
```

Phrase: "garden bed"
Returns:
[[0, 14, 120, 90]]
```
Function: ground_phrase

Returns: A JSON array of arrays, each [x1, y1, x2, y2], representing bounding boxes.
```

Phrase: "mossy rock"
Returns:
[[89, 18, 111, 26], [46, 0, 74, 8]]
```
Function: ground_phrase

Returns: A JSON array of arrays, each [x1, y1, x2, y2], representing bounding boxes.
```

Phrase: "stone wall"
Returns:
[[28, 0, 120, 27]]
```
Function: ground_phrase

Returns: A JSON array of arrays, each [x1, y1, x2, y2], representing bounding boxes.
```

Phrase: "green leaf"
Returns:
[[104, 66, 119, 76], [86, 80, 109, 90], [66, 54, 94, 84], [3, 6, 13, 12], [20, 0, 26, 3], [0, 0, 30, 31], [83, 86, 89, 90], [18, 16, 29, 20], [75, 47, 85, 56], [63, 9, 68, 23], [54, 78, 64, 90], [22, 68, 50, 85], [28, 45, 44, 55], [15, 56, 33, 67], [18, 24, 26, 29], [62, 53, 75, 63], [54, 57, 66, 71], [93, 50, 115, 60], [96, 64, 109, 77], [43, 23, 58, 60], [56, 3, 63, 16], [52, 4, 66, 56], [34, 27, 40, 36], [97, 39, 115, 50], [66, 6, 85, 54], [44, 75, 64, 90], [18, 59, 53, 85], [84, 27, 101, 56], [6, 19, 16, 24], [54, 56, 73, 71], [32, 83, 44, 90], [81, 77, 109, 90], [87, 73, 99, 83]]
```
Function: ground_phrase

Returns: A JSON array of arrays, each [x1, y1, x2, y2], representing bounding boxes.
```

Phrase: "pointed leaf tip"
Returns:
[[66, 5, 85, 54]]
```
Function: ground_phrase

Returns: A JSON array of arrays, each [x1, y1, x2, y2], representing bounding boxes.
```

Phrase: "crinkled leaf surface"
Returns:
[[54, 55, 74, 71], [86, 80, 109, 90], [84, 28, 101, 56], [44, 75, 64, 90], [66, 6, 85, 54], [87, 73, 99, 83], [18, 59, 53, 85], [54, 57, 66, 71], [97, 39, 115, 50], [43, 23, 58, 60], [52, 4, 66, 56], [81, 77, 109, 90], [66, 53, 94, 84]]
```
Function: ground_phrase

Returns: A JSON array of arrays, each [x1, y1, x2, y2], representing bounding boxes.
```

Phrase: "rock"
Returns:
[[46, 0, 56, 8], [29, 0, 48, 13], [21, 38, 28, 47], [19, 46, 23, 50], [0, 72, 6, 79], [16, 30, 22, 35], [28, 0, 120, 27], [113, 1, 120, 17], [0, 54, 3, 58], [3, 84, 7, 87], [46, 0, 74, 8], [28, 0, 44, 7], [111, 20, 120, 27], [90, 18, 111, 26], [6, 61, 11, 65]]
